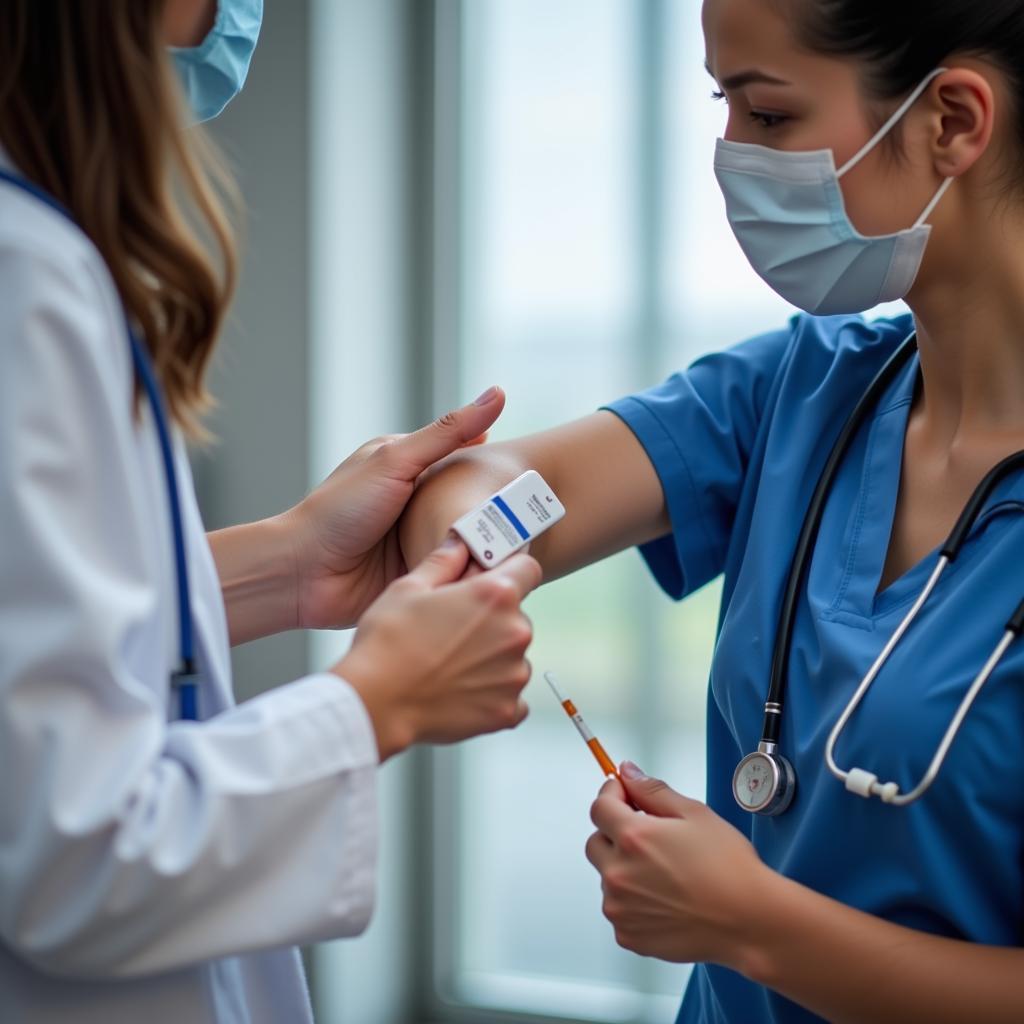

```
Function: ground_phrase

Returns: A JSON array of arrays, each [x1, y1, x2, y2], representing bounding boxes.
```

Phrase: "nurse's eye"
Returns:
[[710, 89, 727, 102], [749, 110, 789, 129]]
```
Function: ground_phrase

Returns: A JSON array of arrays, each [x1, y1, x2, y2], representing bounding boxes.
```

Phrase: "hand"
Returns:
[[585, 763, 771, 968], [336, 536, 542, 760], [282, 387, 505, 630]]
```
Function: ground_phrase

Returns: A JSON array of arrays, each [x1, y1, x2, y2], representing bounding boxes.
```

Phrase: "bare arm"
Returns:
[[745, 870, 1024, 1024], [591, 773, 1024, 1024], [208, 390, 518, 647], [399, 411, 670, 579], [208, 517, 298, 647]]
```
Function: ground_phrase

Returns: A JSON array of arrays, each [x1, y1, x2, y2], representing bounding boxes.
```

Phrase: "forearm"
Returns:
[[399, 411, 669, 579], [208, 515, 299, 646], [740, 869, 1024, 1024]]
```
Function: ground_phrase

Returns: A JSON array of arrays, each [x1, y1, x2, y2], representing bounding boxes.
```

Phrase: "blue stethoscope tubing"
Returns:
[[0, 168, 198, 720], [741, 331, 1024, 814]]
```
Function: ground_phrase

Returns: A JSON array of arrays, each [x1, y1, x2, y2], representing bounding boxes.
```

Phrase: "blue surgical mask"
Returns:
[[171, 0, 263, 123], [713, 69, 954, 316]]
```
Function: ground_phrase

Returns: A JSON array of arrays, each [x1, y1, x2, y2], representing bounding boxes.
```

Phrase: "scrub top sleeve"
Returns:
[[603, 326, 793, 599], [0, 244, 378, 979]]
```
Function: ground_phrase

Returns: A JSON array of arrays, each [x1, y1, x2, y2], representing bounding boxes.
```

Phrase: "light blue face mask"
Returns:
[[170, 0, 263, 123], [713, 69, 955, 316]]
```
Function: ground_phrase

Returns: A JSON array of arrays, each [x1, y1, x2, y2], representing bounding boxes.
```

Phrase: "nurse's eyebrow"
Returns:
[[704, 60, 791, 90]]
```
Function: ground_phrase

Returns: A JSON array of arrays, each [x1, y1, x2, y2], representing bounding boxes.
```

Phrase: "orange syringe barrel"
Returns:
[[546, 673, 620, 780], [564, 699, 619, 778]]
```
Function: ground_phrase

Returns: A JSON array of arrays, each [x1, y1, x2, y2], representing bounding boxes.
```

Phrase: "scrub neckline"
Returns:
[[826, 349, 1024, 623]]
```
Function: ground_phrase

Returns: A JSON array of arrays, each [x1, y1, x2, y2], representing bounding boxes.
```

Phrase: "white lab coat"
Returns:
[[0, 152, 379, 1022]]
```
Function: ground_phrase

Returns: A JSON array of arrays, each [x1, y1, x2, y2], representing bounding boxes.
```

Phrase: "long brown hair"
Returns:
[[0, 0, 238, 437]]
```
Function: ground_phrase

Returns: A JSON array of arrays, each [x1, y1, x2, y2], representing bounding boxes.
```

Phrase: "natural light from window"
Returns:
[[439, 2, 794, 1023]]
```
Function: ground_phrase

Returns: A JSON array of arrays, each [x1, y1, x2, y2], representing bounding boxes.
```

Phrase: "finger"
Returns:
[[511, 696, 529, 727], [488, 553, 544, 600], [391, 388, 506, 473], [461, 431, 489, 448], [619, 762, 702, 819], [598, 776, 626, 801], [408, 534, 470, 588], [585, 831, 614, 871], [597, 774, 642, 814], [589, 787, 638, 840]]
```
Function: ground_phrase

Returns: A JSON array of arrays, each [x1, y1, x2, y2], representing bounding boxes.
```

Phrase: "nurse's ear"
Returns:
[[927, 66, 996, 181]]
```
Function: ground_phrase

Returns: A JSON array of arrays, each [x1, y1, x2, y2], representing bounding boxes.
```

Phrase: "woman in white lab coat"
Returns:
[[0, 2, 541, 1021]]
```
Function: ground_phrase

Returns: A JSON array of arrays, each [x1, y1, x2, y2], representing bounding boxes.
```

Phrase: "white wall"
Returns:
[[193, 0, 314, 702], [195, 3, 426, 1020]]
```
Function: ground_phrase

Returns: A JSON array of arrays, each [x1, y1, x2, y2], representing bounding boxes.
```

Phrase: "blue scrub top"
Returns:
[[606, 313, 1024, 1024]]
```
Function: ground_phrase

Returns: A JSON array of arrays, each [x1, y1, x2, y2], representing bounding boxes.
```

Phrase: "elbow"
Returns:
[[400, 447, 528, 568]]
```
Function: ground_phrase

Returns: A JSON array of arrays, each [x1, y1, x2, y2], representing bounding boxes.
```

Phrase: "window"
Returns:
[[429, 3, 793, 1022], [306, 5, 911, 1019]]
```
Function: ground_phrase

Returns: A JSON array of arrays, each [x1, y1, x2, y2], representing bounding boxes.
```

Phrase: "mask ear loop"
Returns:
[[837, 67, 948, 178], [837, 67, 955, 228], [912, 174, 955, 228]]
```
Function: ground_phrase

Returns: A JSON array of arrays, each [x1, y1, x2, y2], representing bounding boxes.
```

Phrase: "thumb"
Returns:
[[619, 762, 697, 819], [392, 387, 506, 473], [407, 534, 471, 588]]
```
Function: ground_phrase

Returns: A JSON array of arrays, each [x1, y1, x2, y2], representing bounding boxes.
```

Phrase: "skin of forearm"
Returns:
[[739, 869, 1024, 1024], [208, 516, 299, 647], [399, 412, 670, 578]]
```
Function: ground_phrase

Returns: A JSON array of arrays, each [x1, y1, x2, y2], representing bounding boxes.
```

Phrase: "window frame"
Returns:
[[422, 4, 685, 1023]]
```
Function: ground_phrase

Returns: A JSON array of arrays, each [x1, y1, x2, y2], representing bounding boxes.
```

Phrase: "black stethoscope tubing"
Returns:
[[752, 330, 1024, 809], [763, 332, 920, 746]]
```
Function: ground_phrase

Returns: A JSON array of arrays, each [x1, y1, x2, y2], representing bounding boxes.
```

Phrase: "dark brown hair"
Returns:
[[788, 0, 1024, 129], [0, 0, 239, 437]]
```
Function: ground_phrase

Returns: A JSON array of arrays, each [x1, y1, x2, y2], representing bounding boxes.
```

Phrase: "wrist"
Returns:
[[728, 862, 791, 987], [276, 503, 315, 627], [336, 652, 416, 762], [209, 515, 301, 645]]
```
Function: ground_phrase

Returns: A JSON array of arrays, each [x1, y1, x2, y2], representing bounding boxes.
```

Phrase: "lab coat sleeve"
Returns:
[[603, 323, 795, 599], [0, 242, 379, 978]]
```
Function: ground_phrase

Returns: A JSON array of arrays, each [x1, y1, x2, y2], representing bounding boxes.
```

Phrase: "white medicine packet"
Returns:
[[452, 470, 566, 568]]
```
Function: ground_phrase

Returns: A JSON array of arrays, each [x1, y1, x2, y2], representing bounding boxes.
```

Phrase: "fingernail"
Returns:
[[473, 385, 499, 406], [441, 533, 462, 549], [620, 761, 647, 780]]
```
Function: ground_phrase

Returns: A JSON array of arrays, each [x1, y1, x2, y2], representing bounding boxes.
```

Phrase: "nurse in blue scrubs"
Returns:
[[399, 0, 1024, 1020]]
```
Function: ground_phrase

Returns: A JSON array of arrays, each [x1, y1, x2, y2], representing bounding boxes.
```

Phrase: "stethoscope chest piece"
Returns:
[[726, 336, 920, 818], [733, 742, 796, 816]]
